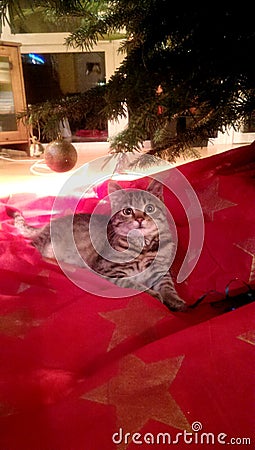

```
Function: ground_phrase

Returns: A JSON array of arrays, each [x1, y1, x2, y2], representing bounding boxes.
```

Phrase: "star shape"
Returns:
[[0, 309, 42, 338], [197, 178, 236, 221], [237, 330, 255, 346], [235, 238, 255, 283], [82, 354, 190, 448], [99, 297, 169, 351], [17, 282, 31, 294]]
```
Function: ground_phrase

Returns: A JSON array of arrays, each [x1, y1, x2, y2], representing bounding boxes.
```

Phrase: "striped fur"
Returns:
[[7, 180, 186, 311]]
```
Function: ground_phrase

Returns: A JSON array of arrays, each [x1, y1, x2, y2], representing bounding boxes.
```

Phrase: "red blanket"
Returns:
[[0, 144, 254, 449]]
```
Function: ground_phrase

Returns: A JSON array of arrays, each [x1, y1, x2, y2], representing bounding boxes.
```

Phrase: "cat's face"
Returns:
[[108, 180, 166, 238]]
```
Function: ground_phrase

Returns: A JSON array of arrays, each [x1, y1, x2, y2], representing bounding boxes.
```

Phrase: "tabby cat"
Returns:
[[7, 179, 186, 311]]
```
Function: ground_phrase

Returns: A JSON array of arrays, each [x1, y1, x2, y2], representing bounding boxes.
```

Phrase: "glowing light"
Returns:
[[28, 53, 45, 65]]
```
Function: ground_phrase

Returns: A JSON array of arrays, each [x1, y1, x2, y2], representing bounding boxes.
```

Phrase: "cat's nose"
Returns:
[[136, 217, 144, 225]]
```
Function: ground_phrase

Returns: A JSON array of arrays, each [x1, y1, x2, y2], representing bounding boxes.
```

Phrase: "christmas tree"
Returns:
[[1, 2, 255, 161]]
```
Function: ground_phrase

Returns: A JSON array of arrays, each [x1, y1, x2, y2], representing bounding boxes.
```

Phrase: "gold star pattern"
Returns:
[[17, 282, 31, 294], [99, 297, 169, 351], [0, 310, 42, 338], [82, 354, 190, 449], [38, 269, 50, 277], [197, 178, 236, 221], [237, 330, 255, 346], [235, 238, 255, 283]]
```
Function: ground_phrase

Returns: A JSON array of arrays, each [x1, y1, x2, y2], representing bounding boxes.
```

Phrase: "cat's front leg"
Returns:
[[110, 276, 186, 312], [110, 276, 164, 303], [152, 273, 187, 312]]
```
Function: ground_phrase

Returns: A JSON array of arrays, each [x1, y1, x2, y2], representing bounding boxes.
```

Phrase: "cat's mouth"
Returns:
[[134, 219, 148, 229], [135, 221, 155, 232], [117, 220, 156, 237], [134, 224, 148, 234]]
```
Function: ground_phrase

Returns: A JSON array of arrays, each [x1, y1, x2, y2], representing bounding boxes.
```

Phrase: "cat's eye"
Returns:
[[145, 204, 155, 214], [122, 207, 133, 216]]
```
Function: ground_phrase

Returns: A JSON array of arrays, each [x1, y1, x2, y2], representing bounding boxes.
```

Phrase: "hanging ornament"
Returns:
[[44, 137, 78, 173]]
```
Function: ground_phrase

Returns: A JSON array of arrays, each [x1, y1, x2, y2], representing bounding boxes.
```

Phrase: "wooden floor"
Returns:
[[0, 143, 244, 198]]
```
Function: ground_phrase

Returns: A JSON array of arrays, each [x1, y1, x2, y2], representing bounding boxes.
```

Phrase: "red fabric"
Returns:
[[0, 144, 254, 449]]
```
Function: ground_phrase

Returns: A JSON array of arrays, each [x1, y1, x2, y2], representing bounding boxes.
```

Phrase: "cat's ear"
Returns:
[[108, 180, 123, 195], [147, 179, 164, 201]]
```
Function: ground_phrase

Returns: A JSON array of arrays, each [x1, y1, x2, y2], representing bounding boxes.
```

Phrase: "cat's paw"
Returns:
[[164, 297, 188, 312]]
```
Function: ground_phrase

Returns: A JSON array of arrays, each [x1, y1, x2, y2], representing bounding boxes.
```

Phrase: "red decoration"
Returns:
[[44, 139, 77, 172]]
